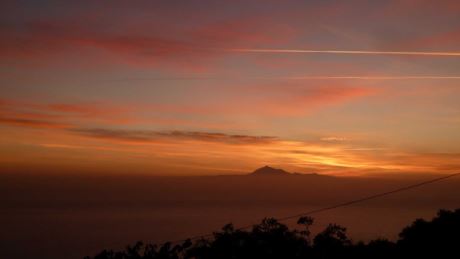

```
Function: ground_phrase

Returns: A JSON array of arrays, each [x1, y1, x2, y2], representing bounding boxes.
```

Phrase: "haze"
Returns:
[[1, 1, 460, 259]]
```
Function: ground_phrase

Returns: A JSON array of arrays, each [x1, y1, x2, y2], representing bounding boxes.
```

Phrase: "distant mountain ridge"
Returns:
[[248, 166, 324, 177], [249, 166, 290, 176]]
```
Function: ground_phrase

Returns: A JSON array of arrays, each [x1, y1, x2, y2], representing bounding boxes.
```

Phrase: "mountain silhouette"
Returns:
[[249, 166, 291, 176]]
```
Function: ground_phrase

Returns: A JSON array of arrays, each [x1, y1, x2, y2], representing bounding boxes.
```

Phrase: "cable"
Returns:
[[161, 172, 460, 245]]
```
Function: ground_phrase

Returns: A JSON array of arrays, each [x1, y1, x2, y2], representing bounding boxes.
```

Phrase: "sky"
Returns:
[[1, 0, 460, 176]]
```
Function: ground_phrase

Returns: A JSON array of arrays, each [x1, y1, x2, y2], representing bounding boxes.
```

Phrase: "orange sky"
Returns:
[[1, 0, 460, 176]]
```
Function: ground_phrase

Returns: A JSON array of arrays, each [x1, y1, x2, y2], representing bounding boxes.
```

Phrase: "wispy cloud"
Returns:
[[321, 136, 349, 142], [237, 84, 377, 116], [1, 15, 293, 70], [0, 83, 377, 128], [0, 117, 71, 129], [0, 98, 137, 126], [72, 128, 277, 145]]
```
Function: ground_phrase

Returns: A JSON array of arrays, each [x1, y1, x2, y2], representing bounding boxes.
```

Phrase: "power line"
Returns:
[[276, 172, 460, 221], [162, 172, 460, 245]]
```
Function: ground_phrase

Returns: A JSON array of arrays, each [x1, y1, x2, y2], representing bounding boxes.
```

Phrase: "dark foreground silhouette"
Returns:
[[86, 208, 460, 259]]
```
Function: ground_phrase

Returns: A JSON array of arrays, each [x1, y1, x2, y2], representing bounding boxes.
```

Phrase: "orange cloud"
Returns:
[[220, 83, 377, 116], [193, 16, 294, 47], [0, 117, 71, 129], [72, 128, 277, 145], [46, 103, 135, 123], [0, 98, 245, 131], [0, 98, 137, 126], [1, 14, 295, 71], [0, 82, 377, 135], [0, 21, 198, 71], [2, 114, 459, 176], [58, 127, 460, 175], [321, 137, 349, 142], [138, 84, 376, 117]]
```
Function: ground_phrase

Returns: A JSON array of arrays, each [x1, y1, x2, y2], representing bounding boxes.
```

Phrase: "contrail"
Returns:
[[116, 75, 460, 81], [282, 76, 460, 80], [228, 48, 460, 57]]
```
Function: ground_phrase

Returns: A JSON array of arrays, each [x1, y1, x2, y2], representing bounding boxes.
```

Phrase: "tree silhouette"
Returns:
[[312, 223, 350, 258], [86, 208, 460, 259], [398, 208, 460, 257]]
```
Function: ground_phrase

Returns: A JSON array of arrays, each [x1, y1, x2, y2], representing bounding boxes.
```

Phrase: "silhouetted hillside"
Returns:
[[248, 166, 324, 177], [85, 208, 460, 259], [249, 166, 291, 176]]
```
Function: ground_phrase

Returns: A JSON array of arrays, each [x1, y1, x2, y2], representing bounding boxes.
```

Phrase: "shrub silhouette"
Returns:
[[398, 209, 460, 257], [85, 208, 460, 259], [312, 224, 350, 258]]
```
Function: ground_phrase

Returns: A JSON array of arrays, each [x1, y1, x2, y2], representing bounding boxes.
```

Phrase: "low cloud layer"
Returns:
[[72, 128, 278, 145]]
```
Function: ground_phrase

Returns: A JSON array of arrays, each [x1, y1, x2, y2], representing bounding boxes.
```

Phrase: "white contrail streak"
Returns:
[[118, 76, 460, 81], [228, 48, 460, 57], [281, 76, 460, 80]]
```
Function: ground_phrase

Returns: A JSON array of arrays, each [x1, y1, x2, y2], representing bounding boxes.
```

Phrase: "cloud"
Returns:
[[136, 84, 376, 117], [0, 98, 242, 131], [46, 103, 135, 123], [0, 117, 71, 129], [71, 128, 278, 145], [192, 16, 294, 47], [1, 21, 193, 66], [235, 84, 377, 116], [1, 14, 295, 71], [39, 143, 84, 149], [0, 81, 378, 133], [321, 136, 349, 142], [0, 98, 137, 125]]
